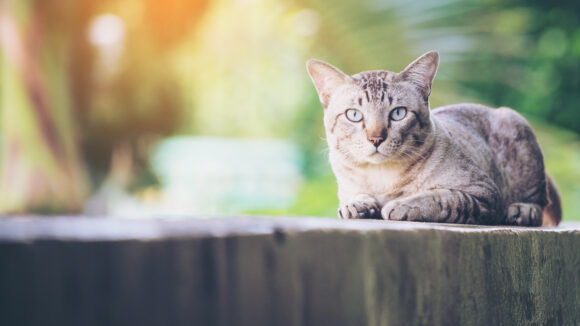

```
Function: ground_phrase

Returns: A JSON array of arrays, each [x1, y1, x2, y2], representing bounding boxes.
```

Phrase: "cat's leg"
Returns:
[[506, 203, 542, 226], [381, 189, 500, 224], [338, 194, 381, 219], [492, 108, 550, 225]]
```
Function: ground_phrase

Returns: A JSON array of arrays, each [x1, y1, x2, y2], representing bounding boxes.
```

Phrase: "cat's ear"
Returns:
[[398, 51, 439, 98], [306, 59, 354, 108]]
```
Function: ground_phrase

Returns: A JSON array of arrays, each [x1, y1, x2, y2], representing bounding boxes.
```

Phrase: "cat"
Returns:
[[306, 51, 561, 226]]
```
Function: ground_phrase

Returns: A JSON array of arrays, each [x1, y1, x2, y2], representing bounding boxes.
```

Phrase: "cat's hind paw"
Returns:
[[506, 203, 542, 226], [338, 195, 381, 219]]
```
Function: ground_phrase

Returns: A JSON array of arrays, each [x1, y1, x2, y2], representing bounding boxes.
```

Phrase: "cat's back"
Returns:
[[430, 103, 545, 196], [431, 103, 534, 145], [431, 103, 495, 135], [429, 103, 522, 179], [430, 103, 497, 154]]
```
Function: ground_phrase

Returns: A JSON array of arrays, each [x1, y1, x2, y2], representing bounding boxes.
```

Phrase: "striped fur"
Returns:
[[307, 51, 561, 226]]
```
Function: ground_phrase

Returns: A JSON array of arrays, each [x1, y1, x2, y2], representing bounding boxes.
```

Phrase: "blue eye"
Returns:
[[345, 109, 363, 122], [390, 107, 407, 121]]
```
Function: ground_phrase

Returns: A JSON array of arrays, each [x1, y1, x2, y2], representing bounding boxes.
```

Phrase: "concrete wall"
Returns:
[[0, 217, 578, 326]]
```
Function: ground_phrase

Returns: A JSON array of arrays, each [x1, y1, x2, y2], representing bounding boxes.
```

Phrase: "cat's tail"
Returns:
[[542, 174, 562, 226]]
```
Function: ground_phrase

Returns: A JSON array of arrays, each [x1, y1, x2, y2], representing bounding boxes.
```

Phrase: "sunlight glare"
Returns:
[[88, 14, 126, 78], [294, 9, 319, 37], [88, 14, 126, 47]]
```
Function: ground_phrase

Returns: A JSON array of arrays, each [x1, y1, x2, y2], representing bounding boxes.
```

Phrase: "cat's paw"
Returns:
[[380, 200, 423, 221], [338, 195, 381, 219], [506, 203, 542, 226]]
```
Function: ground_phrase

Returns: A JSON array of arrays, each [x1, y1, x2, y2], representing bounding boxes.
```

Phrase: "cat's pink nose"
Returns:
[[368, 135, 385, 147]]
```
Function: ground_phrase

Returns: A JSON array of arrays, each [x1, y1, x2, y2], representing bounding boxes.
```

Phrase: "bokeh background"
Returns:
[[0, 0, 579, 220]]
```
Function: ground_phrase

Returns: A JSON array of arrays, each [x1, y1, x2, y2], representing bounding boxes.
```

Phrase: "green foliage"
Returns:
[[442, 2, 580, 134], [529, 118, 580, 221], [285, 171, 338, 217], [245, 170, 338, 218]]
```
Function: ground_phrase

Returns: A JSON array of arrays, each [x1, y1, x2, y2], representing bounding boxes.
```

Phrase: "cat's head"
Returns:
[[307, 51, 439, 165]]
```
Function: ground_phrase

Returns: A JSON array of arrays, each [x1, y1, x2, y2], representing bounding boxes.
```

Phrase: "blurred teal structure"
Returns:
[[151, 137, 303, 216]]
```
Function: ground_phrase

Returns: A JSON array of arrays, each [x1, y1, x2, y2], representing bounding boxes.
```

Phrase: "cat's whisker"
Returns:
[[399, 148, 429, 162]]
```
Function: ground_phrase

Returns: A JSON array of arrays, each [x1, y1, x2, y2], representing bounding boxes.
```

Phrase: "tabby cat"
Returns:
[[306, 51, 561, 226]]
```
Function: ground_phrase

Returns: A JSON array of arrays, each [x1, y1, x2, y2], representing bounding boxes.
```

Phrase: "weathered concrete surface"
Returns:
[[0, 216, 578, 326]]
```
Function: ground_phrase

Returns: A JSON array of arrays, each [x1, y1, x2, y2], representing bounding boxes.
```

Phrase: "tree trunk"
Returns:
[[0, 0, 89, 213]]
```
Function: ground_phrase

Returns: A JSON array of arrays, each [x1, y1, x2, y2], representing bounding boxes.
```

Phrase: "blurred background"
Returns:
[[0, 0, 579, 220]]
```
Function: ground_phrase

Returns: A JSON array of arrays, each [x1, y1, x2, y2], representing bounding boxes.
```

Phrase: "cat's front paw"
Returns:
[[338, 195, 381, 219], [381, 200, 423, 221]]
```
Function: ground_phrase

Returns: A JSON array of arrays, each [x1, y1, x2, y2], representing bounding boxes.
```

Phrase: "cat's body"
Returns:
[[307, 51, 561, 226]]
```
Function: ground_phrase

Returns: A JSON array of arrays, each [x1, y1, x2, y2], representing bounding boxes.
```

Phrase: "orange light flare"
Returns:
[[142, 0, 209, 49]]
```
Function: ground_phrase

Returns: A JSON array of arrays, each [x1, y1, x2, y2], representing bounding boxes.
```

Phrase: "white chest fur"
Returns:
[[334, 161, 402, 205]]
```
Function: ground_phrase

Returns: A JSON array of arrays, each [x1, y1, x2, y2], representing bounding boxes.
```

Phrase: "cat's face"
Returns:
[[307, 51, 439, 165]]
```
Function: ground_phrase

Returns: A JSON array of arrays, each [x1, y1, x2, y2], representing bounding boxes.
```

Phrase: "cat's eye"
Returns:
[[390, 107, 407, 121], [345, 109, 363, 122]]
